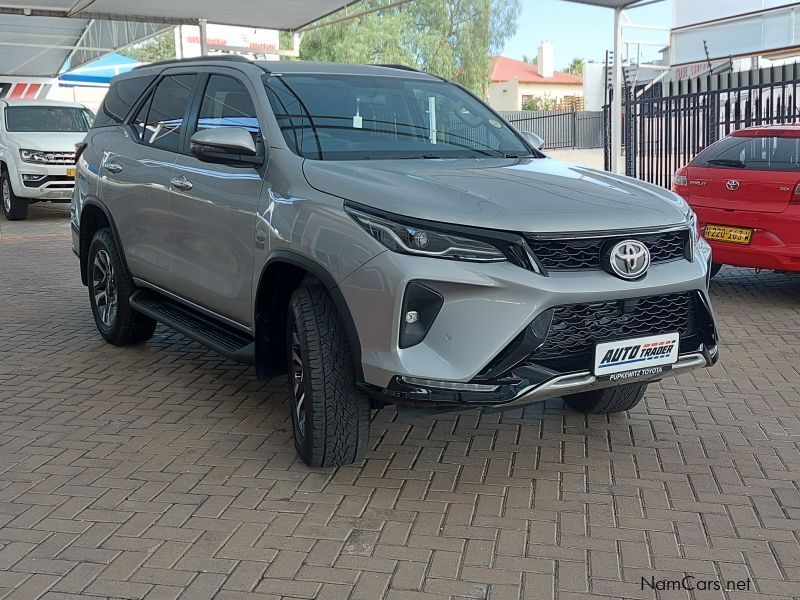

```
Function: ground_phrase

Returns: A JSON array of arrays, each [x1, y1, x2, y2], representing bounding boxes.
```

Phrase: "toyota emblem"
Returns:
[[726, 179, 740, 191], [606, 240, 651, 280]]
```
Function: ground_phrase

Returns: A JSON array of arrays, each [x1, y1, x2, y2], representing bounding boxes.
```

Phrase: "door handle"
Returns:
[[105, 160, 123, 174], [170, 176, 193, 191]]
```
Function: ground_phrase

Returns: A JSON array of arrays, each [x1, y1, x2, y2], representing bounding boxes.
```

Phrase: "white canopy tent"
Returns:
[[0, 0, 361, 76], [564, 0, 665, 173]]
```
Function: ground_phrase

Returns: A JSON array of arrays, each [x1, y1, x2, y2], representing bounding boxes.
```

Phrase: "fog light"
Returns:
[[399, 282, 443, 348], [22, 174, 45, 181]]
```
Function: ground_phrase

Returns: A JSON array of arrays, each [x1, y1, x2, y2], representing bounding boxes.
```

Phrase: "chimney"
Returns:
[[538, 40, 554, 78]]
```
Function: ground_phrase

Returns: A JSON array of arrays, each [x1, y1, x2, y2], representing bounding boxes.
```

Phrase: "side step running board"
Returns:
[[130, 289, 255, 364]]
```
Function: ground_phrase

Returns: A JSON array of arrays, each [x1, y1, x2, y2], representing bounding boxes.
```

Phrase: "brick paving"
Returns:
[[1, 203, 799, 600]]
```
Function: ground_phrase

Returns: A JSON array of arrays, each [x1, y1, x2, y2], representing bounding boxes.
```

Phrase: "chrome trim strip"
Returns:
[[525, 223, 690, 240], [132, 278, 253, 334], [495, 351, 709, 409]]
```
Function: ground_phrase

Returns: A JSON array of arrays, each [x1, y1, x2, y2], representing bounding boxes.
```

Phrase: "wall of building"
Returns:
[[488, 80, 520, 111], [488, 79, 583, 111], [671, 0, 800, 65]]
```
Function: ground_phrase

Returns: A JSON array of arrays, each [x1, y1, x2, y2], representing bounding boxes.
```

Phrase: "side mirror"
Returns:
[[522, 131, 545, 151], [190, 127, 263, 166]]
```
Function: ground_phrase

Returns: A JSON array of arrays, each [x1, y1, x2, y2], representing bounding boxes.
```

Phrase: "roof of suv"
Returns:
[[257, 60, 439, 80]]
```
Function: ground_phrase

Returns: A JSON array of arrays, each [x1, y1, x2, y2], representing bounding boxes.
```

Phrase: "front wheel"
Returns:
[[287, 285, 369, 467], [2, 170, 28, 221], [564, 382, 647, 414]]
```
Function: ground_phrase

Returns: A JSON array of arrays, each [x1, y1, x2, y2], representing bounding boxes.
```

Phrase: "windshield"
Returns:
[[264, 74, 533, 160], [5, 106, 94, 133]]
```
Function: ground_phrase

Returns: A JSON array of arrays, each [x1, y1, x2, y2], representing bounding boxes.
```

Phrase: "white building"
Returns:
[[488, 42, 583, 111], [670, 0, 800, 80]]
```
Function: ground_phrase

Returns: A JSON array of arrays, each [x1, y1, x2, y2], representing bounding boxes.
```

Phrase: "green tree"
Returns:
[[298, 0, 522, 96], [564, 57, 584, 76], [521, 54, 537, 65], [521, 93, 556, 111], [121, 28, 176, 64]]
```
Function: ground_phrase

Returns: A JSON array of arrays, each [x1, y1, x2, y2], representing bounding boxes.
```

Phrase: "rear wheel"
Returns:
[[709, 263, 723, 279], [2, 169, 28, 221], [564, 382, 648, 414], [87, 228, 156, 345], [286, 285, 369, 467]]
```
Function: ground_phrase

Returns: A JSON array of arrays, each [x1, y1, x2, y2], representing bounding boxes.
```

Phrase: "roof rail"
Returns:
[[376, 64, 423, 73], [133, 55, 252, 71]]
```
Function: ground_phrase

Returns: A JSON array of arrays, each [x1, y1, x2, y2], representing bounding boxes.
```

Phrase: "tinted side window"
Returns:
[[196, 75, 260, 141], [93, 75, 155, 128], [692, 135, 800, 171], [131, 91, 154, 141], [142, 74, 197, 152]]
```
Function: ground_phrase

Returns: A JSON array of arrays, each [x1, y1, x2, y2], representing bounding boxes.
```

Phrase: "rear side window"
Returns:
[[196, 75, 260, 142], [93, 75, 155, 128], [137, 74, 197, 152], [692, 135, 800, 171]]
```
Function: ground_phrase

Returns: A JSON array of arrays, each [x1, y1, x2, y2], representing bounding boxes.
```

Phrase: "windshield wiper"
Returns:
[[707, 158, 745, 168]]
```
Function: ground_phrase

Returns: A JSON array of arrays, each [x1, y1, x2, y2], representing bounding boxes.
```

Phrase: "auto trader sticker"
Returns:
[[594, 332, 680, 380]]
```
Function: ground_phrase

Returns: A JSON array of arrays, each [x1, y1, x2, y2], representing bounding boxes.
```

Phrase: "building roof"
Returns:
[[490, 56, 583, 85]]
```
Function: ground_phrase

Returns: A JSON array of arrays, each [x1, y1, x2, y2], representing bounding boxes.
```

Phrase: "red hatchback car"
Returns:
[[673, 125, 800, 276]]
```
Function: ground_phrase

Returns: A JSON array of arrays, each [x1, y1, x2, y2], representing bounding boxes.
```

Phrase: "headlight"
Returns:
[[346, 205, 506, 262], [19, 149, 48, 163], [685, 206, 701, 243]]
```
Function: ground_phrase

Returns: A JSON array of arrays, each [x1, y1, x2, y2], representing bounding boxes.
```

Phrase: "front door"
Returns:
[[168, 72, 265, 328]]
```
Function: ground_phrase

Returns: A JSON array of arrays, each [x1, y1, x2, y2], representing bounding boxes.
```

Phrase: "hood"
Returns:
[[302, 157, 688, 234], [4, 131, 86, 152]]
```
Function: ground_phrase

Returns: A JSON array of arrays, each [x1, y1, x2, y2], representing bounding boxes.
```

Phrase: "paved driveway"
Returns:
[[1, 204, 799, 600]]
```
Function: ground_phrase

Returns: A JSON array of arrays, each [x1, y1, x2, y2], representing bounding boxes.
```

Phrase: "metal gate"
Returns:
[[502, 110, 604, 150], [609, 62, 800, 188]]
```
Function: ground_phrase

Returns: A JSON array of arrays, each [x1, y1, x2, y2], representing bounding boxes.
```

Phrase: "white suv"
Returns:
[[1, 99, 93, 220]]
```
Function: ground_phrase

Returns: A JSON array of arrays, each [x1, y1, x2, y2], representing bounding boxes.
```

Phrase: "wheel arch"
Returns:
[[78, 199, 129, 286], [254, 251, 364, 381]]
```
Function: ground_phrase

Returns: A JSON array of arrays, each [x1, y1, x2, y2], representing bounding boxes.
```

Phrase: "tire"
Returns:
[[709, 263, 723, 279], [87, 228, 156, 345], [286, 285, 369, 467], [2, 169, 28, 221], [564, 382, 648, 414]]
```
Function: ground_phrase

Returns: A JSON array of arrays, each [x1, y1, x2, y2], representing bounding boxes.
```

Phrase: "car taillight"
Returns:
[[75, 142, 87, 163], [672, 170, 688, 190], [792, 183, 800, 205]]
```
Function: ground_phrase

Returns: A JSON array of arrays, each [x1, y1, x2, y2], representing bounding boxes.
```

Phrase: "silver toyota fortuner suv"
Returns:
[[72, 56, 719, 466]]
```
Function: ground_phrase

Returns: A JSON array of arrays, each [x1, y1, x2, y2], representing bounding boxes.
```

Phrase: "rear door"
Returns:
[[101, 72, 197, 286], [686, 133, 800, 214]]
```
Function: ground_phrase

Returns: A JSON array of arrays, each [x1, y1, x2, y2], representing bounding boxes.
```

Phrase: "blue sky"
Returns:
[[502, 0, 673, 70]]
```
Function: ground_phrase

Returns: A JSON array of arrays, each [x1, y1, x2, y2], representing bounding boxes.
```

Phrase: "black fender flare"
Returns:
[[78, 198, 131, 286], [258, 251, 364, 381]]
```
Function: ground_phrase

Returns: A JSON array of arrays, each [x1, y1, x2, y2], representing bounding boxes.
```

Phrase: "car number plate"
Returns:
[[594, 332, 680, 381], [704, 224, 752, 244], [66, 167, 76, 178]]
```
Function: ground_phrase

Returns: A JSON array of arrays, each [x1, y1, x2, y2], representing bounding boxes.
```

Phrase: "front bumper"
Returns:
[[13, 164, 75, 200], [340, 235, 718, 406]]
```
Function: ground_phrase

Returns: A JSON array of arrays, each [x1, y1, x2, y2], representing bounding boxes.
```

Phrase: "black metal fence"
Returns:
[[613, 62, 800, 187], [502, 110, 604, 150]]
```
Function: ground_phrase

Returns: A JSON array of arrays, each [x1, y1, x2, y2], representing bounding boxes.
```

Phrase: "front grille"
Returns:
[[36, 151, 76, 165], [532, 292, 699, 372], [526, 229, 689, 271]]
